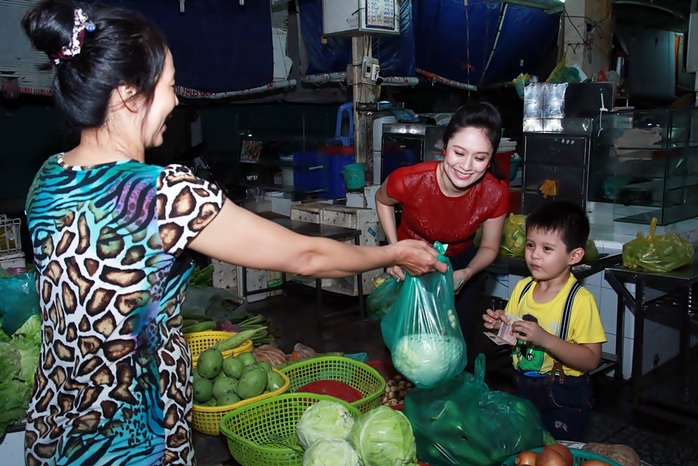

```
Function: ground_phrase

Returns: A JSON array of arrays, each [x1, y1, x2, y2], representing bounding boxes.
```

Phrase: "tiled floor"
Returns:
[[194, 283, 698, 466]]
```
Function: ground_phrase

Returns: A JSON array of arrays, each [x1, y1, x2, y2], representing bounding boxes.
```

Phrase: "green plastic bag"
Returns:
[[622, 229, 694, 272], [404, 354, 550, 466], [0, 271, 40, 335], [500, 213, 527, 257], [366, 275, 403, 321], [380, 242, 466, 389]]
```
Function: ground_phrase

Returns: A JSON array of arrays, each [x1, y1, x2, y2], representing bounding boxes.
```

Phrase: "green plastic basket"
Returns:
[[219, 393, 361, 466], [279, 356, 385, 413], [501, 447, 622, 466]]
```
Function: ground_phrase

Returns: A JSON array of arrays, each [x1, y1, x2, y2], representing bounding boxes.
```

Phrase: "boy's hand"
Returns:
[[483, 308, 506, 331], [512, 320, 551, 347]]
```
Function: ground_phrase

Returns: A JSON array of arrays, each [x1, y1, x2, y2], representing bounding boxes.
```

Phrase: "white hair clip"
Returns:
[[52, 8, 95, 65]]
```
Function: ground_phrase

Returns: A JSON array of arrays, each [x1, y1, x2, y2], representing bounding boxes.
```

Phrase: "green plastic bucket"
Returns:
[[342, 162, 366, 190]]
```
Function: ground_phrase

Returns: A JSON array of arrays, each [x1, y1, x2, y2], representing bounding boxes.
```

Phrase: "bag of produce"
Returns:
[[366, 274, 403, 322], [404, 354, 550, 466], [622, 219, 694, 272], [0, 271, 40, 335], [500, 213, 527, 257], [380, 242, 466, 389]]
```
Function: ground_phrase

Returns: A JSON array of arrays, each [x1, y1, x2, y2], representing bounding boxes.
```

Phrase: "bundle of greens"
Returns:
[[0, 314, 41, 437]]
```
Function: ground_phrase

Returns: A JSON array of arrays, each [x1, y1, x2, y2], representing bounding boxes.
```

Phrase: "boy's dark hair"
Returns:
[[525, 201, 589, 251]]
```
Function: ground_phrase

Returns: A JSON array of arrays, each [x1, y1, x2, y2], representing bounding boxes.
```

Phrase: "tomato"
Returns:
[[296, 380, 363, 402]]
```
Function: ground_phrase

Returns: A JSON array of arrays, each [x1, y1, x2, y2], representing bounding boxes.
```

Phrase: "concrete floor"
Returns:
[[194, 283, 698, 466]]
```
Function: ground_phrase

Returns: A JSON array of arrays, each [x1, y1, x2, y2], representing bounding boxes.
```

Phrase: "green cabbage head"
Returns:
[[296, 400, 355, 449], [349, 406, 418, 466], [302, 438, 360, 466]]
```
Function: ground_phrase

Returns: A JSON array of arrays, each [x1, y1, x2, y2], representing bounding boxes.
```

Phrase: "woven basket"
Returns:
[[501, 447, 622, 466], [192, 368, 290, 436], [220, 393, 361, 466], [185, 330, 253, 364], [279, 356, 385, 413]]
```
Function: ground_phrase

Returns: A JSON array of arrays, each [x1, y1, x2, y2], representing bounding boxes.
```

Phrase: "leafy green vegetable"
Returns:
[[296, 400, 355, 450], [349, 406, 417, 466], [302, 438, 360, 466], [189, 264, 214, 288], [0, 314, 42, 437]]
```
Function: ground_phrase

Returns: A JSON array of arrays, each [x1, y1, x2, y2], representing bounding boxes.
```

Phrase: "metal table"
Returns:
[[240, 217, 365, 321], [605, 261, 698, 424]]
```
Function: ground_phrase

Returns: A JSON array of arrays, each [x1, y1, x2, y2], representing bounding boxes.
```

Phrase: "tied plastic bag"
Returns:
[[622, 218, 695, 272], [380, 242, 466, 389], [0, 271, 40, 335], [500, 213, 527, 257], [366, 273, 403, 321], [404, 354, 550, 466]]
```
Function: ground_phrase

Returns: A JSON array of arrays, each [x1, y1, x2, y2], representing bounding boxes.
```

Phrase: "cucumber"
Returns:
[[216, 328, 265, 352], [183, 321, 216, 334]]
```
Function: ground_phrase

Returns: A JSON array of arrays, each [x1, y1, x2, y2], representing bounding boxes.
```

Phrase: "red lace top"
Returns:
[[386, 161, 509, 256]]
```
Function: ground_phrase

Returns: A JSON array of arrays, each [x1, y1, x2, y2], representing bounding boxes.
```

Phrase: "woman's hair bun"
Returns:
[[22, 0, 79, 61]]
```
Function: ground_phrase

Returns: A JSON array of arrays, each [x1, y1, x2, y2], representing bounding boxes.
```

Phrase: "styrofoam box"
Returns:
[[0, 429, 24, 463], [320, 205, 383, 296], [290, 201, 332, 224], [211, 259, 282, 303]]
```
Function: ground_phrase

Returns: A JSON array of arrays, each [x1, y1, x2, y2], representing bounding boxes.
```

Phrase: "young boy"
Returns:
[[483, 200, 606, 441]]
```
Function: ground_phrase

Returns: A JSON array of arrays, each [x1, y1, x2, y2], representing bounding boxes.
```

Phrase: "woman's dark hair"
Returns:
[[525, 200, 590, 251], [22, 0, 168, 129], [442, 101, 504, 179]]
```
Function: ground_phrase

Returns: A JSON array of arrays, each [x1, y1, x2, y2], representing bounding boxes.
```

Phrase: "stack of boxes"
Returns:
[[290, 203, 384, 296]]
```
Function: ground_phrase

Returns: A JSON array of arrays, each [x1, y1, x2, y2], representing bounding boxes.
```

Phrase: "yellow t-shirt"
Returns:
[[505, 274, 607, 377]]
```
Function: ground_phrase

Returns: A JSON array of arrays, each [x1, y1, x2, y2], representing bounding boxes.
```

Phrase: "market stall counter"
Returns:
[[605, 260, 698, 426]]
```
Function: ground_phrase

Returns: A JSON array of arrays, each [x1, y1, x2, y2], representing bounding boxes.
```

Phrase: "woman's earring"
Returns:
[[442, 150, 446, 156]]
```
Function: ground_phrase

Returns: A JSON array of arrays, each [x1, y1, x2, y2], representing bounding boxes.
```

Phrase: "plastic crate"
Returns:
[[0, 215, 22, 256], [192, 368, 290, 436], [220, 393, 360, 466], [184, 330, 253, 364], [501, 447, 622, 466], [279, 356, 384, 413]]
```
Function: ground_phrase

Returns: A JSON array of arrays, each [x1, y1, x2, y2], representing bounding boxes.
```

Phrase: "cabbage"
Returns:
[[349, 406, 417, 466], [296, 400, 355, 449], [302, 438, 360, 466], [392, 333, 465, 388]]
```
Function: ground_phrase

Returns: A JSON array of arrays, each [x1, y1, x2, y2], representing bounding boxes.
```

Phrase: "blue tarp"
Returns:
[[301, 0, 558, 87], [103, 0, 273, 93]]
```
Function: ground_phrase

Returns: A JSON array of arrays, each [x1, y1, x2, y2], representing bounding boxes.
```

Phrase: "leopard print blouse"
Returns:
[[24, 154, 224, 465]]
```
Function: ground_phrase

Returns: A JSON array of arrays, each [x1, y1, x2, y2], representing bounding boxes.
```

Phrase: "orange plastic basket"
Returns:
[[185, 330, 253, 364], [192, 369, 290, 436]]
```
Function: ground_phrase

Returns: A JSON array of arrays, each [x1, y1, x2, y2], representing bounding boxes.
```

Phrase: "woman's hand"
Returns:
[[386, 264, 405, 281], [453, 268, 472, 293], [389, 239, 447, 277]]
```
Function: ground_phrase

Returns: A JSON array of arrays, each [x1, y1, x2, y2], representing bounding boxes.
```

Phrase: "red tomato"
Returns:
[[296, 380, 363, 402]]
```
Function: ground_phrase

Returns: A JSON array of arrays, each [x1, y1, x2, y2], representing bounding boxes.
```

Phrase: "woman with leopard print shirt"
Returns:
[[21, 1, 445, 464]]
